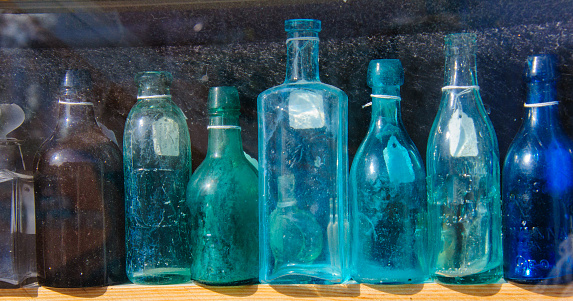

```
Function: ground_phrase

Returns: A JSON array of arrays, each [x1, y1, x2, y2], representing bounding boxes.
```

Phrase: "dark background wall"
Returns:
[[1, 0, 573, 171]]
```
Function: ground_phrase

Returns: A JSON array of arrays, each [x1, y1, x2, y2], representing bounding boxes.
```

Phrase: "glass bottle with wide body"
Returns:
[[123, 71, 192, 285], [258, 19, 349, 284], [34, 71, 126, 287], [187, 87, 258, 285], [502, 56, 573, 284], [426, 34, 502, 284], [350, 79, 428, 283]]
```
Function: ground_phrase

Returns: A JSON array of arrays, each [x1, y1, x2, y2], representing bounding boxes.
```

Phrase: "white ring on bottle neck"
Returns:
[[363, 95, 401, 108], [441, 85, 480, 91], [137, 95, 170, 99], [286, 37, 320, 44], [207, 125, 241, 130], [524, 101, 559, 107], [58, 101, 94, 106]]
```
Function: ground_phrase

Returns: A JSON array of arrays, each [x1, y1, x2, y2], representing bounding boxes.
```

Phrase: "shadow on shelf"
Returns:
[[271, 283, 360, 297], [46, 286, 108, 298], [439, 283, 502, 296], [365, 283, 424, 295], [0, 286, 38, 298], [195, 283, 259, 297], [513, 282, 573, 297]]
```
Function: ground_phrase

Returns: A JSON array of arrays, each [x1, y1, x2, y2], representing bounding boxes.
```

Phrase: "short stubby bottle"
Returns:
[[186, 86, 258, 285], [426, 33, 502, 284], [350, 59, 428, 284], [0, 123, 36, 287], [502, 55, 573, 284], [124, 71, 192, 285], [34, 70, 126, 287], [257, 19, 349, 284]]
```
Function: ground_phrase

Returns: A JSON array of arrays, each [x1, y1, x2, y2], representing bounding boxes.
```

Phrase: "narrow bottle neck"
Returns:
[[285, 35, 320, 83], [524, 82, 560, 129], [370, 86, 402, 127], [443, 53, 478, 87], [56, 91, 99, 133], [206, 114, 243, 158]]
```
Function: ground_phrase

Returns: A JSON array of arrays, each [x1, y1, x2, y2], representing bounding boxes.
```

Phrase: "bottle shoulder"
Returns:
[[186, 157, 258, 197], [126, 98, 188, 125], [258, 81, 348, 101]]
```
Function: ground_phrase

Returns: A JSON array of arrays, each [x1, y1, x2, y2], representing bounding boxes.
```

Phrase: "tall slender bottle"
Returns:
[[426, 33, 502, 284], [124, 71, 192, 285], [502, 55, 573, 284], [350, 59, 428, 284], [257, 19, 349, 284], [186, 86, 258, 285], [34, 70, 126, 287]]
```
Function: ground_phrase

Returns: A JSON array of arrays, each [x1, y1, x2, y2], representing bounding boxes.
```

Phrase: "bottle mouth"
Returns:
[[285, 19, 321, 32], [444, 33, 477, 55], [525, 54, 558, 82]]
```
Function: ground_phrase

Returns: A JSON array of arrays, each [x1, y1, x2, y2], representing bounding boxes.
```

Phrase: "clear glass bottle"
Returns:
[[257, 19, 349, 284], [502, 55, 573, 284], [186, 86, 258, 285], [0, 136, 36, 288], [350, 59, 428, 284], [426, 33, 502, 284], [123, 71, 192, 285], [34, 70, 126, 287]]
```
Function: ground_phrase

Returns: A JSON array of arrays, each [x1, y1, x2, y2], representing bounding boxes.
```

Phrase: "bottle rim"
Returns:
[[285, 19, 321, 32]]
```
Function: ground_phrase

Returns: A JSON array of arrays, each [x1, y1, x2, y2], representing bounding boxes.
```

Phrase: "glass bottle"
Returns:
[[502, 55, 573, 284], [0, 136, 36, 287], [426, 33, 502, 284], [124, 71, 192, 285], [34, 70, 126, 287], [350, 59, 428, 284], [186, 86, 258, 285], [257, 19, 349, 284]]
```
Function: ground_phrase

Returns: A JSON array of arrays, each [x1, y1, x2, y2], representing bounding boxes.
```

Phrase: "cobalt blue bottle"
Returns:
[[350, 59, 428, 284], [257, 19, 349, 284], [502, 55, 573, 284]]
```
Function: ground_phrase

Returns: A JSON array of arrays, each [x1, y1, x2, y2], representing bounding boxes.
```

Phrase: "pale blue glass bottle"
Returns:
[[257, 19, 349, 284], [426, 33, 502, 284], [123, 71, 192, 284], [502, 55, 573, 284], [350, 59, 428, 284]]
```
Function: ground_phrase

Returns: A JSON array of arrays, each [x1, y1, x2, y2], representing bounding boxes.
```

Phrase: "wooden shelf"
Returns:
[[1, 283, 573, 300]]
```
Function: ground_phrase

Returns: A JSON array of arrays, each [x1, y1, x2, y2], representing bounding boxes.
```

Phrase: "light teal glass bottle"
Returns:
[[257, 19, 349, 284], [427, 33, 502, 284], [350, 59, 428, 284], [186, 86, 258, 285], [123, 71, 192, 285]]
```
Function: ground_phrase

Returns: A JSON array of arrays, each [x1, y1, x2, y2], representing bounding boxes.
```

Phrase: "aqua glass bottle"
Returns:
[[502, 55, 573, 284], [426, 33, 502, 284], [124, 71, 192, 285], [186, 86, 258, 285], [34, 70, 126, 287], [350, 59, 428, 284], [257, 19, 349, 284]]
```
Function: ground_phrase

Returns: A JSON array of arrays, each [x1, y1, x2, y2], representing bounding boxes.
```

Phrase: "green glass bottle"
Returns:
[[186, 86, 258, 285]]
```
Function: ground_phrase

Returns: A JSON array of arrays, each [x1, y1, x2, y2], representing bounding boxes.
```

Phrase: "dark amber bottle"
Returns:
[[34, 70, 126, 287]]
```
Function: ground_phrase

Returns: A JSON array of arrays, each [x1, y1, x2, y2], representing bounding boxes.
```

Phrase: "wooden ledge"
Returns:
[[1, 282, 573, 300]]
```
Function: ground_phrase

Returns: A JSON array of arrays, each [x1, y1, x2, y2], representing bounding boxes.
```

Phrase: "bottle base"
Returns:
[[434, 265, 502, 285], [129, 268, 191, 285], [505, 274, 573, 285], [260, 264, 346, 284], [352, 266, 428, 284], [194, 277, 258, 286]]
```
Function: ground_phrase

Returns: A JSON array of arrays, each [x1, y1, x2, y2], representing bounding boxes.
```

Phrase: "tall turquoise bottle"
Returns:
[[257, 19, 349, 284], [426, 33, 502, 284], [186, 87, 258, 285], [503, 55, 573, 284], [350, 59, 428, 284], [123, 71, 192, 284]]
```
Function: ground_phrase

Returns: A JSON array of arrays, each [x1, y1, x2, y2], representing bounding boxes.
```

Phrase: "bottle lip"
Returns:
[[367, 59, 404, 87], [285, 19, 321, 32], [444, 33, 477, 55], [525, 54, 558, 82]]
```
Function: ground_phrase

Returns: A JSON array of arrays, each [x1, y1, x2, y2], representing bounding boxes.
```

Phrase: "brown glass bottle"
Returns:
[[34, 70, 126, 287]]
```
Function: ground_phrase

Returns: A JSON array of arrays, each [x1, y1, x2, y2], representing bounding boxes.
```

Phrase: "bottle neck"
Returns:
[[285, 34, 320, 83], [443, 53, 478, 87], [370, 86, 402, 128], [55, 91, 99, 133], [524, 81, 560, 129], [206, 113, 243, 158]]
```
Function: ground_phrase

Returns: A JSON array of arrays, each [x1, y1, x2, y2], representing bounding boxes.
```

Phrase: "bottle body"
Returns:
[[35, 104, 126, 287], [124, 78, 192, 284], [350, 100, 428, 284], [427, 34, 502, 284], [258, 82, 348, 284], [0, 139, 36, 287]]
